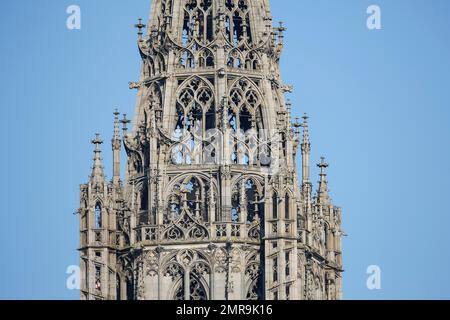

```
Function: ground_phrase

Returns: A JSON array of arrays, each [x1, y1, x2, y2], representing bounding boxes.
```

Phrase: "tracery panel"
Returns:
[[172, 76, 216, 165]]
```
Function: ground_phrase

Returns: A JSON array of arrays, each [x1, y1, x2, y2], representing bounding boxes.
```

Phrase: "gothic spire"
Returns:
[[301, 113, 311, 185], [113, 109, 121, 141], [112, 110, 122, 185], [90, 133, 105, 184], [317, 156, 331, 204]]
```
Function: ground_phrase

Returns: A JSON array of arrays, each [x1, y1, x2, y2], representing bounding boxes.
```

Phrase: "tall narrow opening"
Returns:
[[95, 203, 102, 229]]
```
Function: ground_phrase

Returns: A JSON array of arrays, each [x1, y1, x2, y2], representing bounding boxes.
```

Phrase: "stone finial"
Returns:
[[120, 114, 131, 135], [317, 157, 331, 204], [91, 133, 104, 150], [90, 134, 105, 183], [134, 18, 146, 41]]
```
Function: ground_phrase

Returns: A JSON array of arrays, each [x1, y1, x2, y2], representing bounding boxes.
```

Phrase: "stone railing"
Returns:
[[132, 222, 261, 244]]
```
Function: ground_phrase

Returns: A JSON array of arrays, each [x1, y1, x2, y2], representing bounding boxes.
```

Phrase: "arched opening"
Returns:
[[199, 49, 214, 68], [324, 225, 329, 249], [168, 176, 215, 224], [182, 0, 213, 45], [231, 191, 240, 223], [285, 194, 290, 220], [225, 0, 252, 45], [281, 132, 287, 158], [173, 77, 215, 165], [245, 179, 259, 223], [185, 178, 202, 218], [189, 275, 208, 300], [95, 203, 102, 229], [139, 184, 149, 225], [272, 193, 278, 219], [171, 271, 208, 300]]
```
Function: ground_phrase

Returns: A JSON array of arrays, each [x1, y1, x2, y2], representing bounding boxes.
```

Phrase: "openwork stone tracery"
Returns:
[[78, 0, 343, 301]]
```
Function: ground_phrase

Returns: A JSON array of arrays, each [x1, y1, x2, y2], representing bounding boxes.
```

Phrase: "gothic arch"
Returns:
[[224, 0, 253, 46], [92, 197, 104, 208], [169, 273, 209, 300], [244, 251, 261, 299], [144, 83, 163, 124], [227, 77, 266, 166], [227, 48, 244, 69], [244, 50, 262, 70], [94, 202, 102, 229], [231, 173, 264, 191], [198, 48, 215, 68], [165, 173, 219, 222], [147, 83, 163, 107], [162, 176, 214, 241], [146, 53, 166, 77], [181, 0, 214, 46], [177, 48, 196, 68], [167, 172, 219, 192], [162, 250, 212, 300], [279, 188, 294, 220], [272, 191, 279, 219], [228, 78, 265, 131], [171, 76, 216, 165], [231, 175, 265, 224], [228, 77, 264, 114], [175, 76, 215, 131]]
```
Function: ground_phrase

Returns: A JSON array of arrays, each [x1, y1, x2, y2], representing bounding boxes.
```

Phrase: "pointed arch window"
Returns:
[[272, 194, 278, 219], [182, 0, 213, 46], [167, 176, 216, 224], [285, 194, 290, 220], [231, 191, 240, 223], [137, 183, 150, 225], [324, 225, 329, 249], [228, 78, 264, 166], [172, 77, 215, 165], [227, 50, 243, 69], [170, 263, 209, 300], [225, 0, 252, 45], [281, 132, 287, 158], [198, 49, 215, 68], [95, 203, 102, 229], [245, 179, 259, 223]]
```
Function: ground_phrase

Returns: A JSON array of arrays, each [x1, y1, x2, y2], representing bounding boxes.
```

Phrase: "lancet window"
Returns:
[[172, 77, 215, 165], [95, 203, 102, 229], [225, 0, 252, 46], [182, 0, 214, 45], [227, 49, 261, 71], [228, 78, 264, 166], [230, 178, 264, 224], [166, 176, 216, 224]]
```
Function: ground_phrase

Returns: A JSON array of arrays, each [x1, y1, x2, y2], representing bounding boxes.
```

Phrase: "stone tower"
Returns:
[[78, 0, 343, 300]]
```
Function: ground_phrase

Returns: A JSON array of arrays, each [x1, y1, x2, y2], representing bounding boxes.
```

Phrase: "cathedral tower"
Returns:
[[78, 0, 343, 300]]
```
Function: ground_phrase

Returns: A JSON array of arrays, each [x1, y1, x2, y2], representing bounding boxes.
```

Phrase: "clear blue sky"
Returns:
[[1, 0, 449, 300]]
